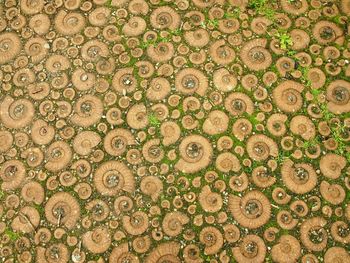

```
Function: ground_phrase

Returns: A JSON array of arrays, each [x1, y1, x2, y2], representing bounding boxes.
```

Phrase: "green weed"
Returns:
[[275, 32, 293, 50], [4, 228, 21, 241], [33, 203, 45, 214], [275, 150, 291, 165], [346, 152, 350, 163], [298, 66, 313, 88], [208, 19, 219, 28], [148, 113, 161, 127], [331, 126, 347, 155], [248, 0, 276, 21], [263, 8, 276, 21], [310, 88, 322, 98], [302, 136, 321, 149], [287, 50, 297, 57], [159, 36, 170, 43], [319, 104, 335, 121], [170, 28, 182, 36], [105, 0, 112, 7], [201, 19, 219, 29], [248, 0, 267, 9], [319, 105, 349, 155]]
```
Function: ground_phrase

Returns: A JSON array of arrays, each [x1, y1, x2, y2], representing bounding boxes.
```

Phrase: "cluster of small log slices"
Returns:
[[1, 0, 350, 262]]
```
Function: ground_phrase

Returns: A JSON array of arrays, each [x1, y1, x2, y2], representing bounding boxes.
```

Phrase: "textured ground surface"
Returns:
[[0, 0, 350, 262]]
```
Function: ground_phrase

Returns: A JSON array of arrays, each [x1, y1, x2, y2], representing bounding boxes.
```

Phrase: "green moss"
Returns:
[[319, 104, 335, 121], [33, 203, 45, 215], [275, 31, 293, 50], [248, 0, 276, 21], [105, 0, 112, 7], [275, 150, 292, 166], [310, 88, 322, 98], [201, 19, 219, 29], [4, 228, 21, 241], [302, 136, 321, 150], [148, 113, 161, 127]]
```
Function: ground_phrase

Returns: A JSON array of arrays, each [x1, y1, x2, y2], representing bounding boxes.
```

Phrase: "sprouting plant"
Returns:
[[248, 0, 276, 21], [201, 19, 219, 29], [170, 28, 182, 36], [148, 113, 161, 127], [244, 112, 259, 126], [139, 39, 155, 49], [330, 123, 347, 155], [161, 28, 183, 42], [335, 141, 346, 155], [299, 66, 312, 88], [248, 0, 267, 9], [345, 151, 350, 163], [319, 103, 335, 121], [333, 133, 346, 155], [287, 50, 297, 57], [310, 88, 322, 98], [276, 32, 293, 50], [263, 7, 275, 21], [317, 108, 349, 155], [302, 136, 321, 149], [208, 19, 219, 28], [275, 150, 291, 165], [301, 140, 312, 149], [332, 15, 345, 26], [242, 165, 253, 174], [159, 36, 171, 43]]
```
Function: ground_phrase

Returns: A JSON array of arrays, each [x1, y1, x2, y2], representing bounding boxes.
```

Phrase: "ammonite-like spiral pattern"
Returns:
[[0, 32, 22, 64], [0, 0, 349, 262]]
